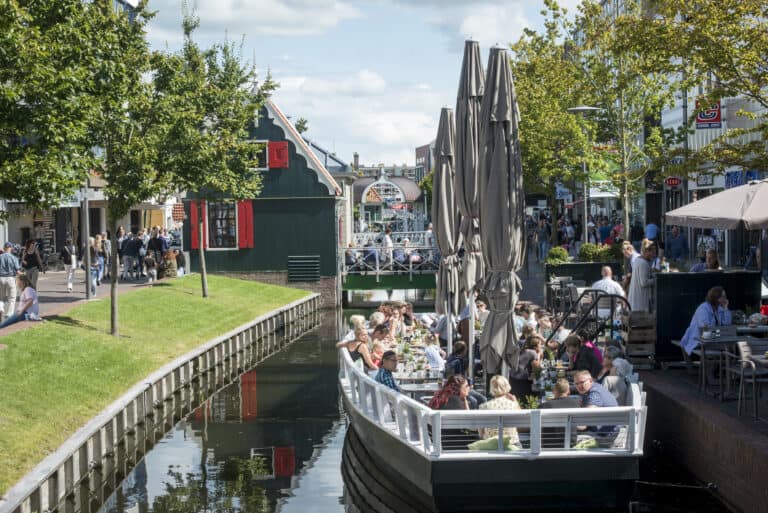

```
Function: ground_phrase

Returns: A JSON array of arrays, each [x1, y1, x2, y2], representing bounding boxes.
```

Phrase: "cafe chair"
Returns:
[[732, 341, 768, 419]]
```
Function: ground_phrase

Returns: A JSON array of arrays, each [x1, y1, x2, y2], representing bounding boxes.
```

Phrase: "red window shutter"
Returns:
[[246, 200, 254, 248], [268, 141, 289, 169], [237, 201, 250, 249], [273, 447, 295, 477], [240, 370, 258, 422], [190, 201, 199, 249]]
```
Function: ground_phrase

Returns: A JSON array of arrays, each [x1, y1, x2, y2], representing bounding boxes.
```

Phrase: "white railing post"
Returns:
[[529, 410, 541, 456], [627, 409, 636, 452], [432, 413, 442, 457]]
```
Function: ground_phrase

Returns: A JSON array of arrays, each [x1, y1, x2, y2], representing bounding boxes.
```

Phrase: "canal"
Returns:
[[98, 313, 732, 513]]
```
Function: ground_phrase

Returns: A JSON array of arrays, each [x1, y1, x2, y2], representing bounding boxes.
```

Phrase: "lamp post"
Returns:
[[567, 105, 602, 244]]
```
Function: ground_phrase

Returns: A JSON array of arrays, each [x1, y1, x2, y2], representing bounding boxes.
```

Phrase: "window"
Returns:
[[247, 140, 268, 171], [207, 202, 237, 249]]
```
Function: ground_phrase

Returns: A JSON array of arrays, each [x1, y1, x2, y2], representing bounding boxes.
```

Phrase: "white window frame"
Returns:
[[204, 200, 239, 251], [247, 139, 269, 172]]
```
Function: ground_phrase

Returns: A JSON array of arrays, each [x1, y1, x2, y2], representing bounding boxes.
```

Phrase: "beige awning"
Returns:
[[665, 179, 768, 230]]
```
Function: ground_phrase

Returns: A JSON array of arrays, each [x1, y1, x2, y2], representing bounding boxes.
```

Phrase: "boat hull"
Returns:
[[342, 392, 638, 512]]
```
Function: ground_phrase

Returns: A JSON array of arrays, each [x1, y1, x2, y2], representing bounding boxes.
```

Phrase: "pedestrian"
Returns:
[[93, 234, 105, 285], [144, 251, 158, 284], [88, 237, 100, 296], [0, 241, 21, 322], [59, 238, 77, 292], [0, 274, 40, 329], [101, 232, 112, 281], [20, 239, 43, 290]]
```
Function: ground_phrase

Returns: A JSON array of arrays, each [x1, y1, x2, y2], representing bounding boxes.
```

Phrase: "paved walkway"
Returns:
[[0, 269, 154, 337]]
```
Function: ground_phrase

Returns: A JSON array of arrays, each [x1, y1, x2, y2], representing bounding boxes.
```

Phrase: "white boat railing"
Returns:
[[342, 244, 439, 278], [352, 231, 432, 247], [339, 348, 647, 461]]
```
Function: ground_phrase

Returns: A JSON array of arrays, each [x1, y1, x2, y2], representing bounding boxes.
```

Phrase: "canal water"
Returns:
[[99, 315, 731, 513]]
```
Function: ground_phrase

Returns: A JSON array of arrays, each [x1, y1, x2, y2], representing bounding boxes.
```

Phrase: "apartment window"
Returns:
[[207, 201, 237, 249], [247, 140, 269, 171]]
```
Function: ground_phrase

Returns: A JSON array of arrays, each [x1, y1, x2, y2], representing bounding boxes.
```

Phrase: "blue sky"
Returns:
[[146, 0, 581, 166]]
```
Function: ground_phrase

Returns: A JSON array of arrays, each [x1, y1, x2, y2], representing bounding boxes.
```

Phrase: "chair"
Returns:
[[732, 341, 768, 419]]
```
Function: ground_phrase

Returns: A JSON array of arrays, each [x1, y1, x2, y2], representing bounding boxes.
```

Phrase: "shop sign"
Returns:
[[695, 99, 722, 129], [664, 177, 682, 188], [696, 174, 715, 187]]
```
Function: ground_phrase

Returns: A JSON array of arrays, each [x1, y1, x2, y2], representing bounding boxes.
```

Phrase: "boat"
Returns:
[[338, 349, 648, 512]]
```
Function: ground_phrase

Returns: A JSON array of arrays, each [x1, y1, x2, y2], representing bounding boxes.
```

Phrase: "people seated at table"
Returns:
[[591, 266, 625, 298], [540, 378, 582, 409], [429, 375, 471, 410], [508, 335, 543, 399], [689, 249, 721, 273], [575, 325, 604, 365], [338, 314, 366, 344], [478, 375, 521, 446], [431, 313, 458, 347], [445, 341, 468, 377], [574, 370, 618, 408], [370, 341, 385, 368], [595, 346, 634, 404], [375, 350, 401, 392], [565, 335, 602, 379], [343, 327, 377, 372], [681, 285, 733, 355], [628, 239, 654, 313], [538, 314, 553, 340], [424, 334, 446, 372], [371, 323, 395, 349], [344, 243, 359, 267], [368, 311, 386, 331]]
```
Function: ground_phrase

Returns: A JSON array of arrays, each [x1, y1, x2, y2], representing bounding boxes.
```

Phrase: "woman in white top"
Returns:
[[479, 375, 521, 445], [0, 274, 40, 329]]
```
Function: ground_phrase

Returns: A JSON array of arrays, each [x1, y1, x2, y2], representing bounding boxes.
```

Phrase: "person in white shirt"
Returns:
[[591, 266, 625, 297], [424, 334, 446, 371], [0, 274, 40, 329]]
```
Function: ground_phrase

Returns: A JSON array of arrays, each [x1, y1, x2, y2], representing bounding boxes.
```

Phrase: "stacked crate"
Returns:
[[626, 311, 656, 370]]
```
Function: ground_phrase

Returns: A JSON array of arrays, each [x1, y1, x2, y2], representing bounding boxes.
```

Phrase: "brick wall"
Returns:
[[642, 372, 768, 513], [216, 271, 340, 310]]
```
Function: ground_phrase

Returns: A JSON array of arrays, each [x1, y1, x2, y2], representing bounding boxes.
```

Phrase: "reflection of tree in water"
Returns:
[[151, 457, 270, 513]]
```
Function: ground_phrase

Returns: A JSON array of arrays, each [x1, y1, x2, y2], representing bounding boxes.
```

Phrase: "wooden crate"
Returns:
[[626, 342, 655, 356], [628, 327, 657, 343], [628, 355, 655, 370], [628, 311, 655, 328]]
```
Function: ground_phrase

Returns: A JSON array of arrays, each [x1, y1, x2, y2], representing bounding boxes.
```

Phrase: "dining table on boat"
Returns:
[[695, 324, 765, 395], [399, 382, 441, 401]]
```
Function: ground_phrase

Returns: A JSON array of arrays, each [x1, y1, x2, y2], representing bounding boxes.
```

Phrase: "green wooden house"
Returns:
[[184, 100, 343, 306]]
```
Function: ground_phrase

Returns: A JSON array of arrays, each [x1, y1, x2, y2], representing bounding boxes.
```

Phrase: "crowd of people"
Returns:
[[0, 225, 186, 329], [340, 297, 637, 449]]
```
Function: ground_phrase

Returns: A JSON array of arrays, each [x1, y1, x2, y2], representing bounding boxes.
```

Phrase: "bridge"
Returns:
[[341, 231, 437, 290]]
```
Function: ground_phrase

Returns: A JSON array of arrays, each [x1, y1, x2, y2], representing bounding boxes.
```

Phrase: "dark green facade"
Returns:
[[185, 102, 340, 277]]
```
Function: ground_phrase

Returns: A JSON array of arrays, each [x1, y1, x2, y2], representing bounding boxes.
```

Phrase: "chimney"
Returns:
[[353, 152, 359, 171]]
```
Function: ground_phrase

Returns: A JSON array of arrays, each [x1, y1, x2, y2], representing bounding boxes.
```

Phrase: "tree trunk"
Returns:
[[622, 177, 630, 241], [110, 216, 119, 336], [198, 199, 209, 298]]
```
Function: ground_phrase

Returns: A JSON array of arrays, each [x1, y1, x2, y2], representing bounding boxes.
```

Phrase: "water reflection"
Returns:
[[99, 321, 348, 513]]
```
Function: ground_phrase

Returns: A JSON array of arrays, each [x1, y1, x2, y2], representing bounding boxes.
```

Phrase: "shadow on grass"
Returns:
[[47, 315, 101, 333]]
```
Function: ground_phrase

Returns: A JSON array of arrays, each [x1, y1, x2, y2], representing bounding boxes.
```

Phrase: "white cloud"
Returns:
[[146, 0, 361, 47], [272, 69, 449, 165]]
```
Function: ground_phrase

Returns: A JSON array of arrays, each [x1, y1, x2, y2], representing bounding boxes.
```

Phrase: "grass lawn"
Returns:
[[0, 275, 309, 494]]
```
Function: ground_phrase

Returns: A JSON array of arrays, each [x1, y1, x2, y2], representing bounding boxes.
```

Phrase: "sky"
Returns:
[[145, 0, 581, 167]]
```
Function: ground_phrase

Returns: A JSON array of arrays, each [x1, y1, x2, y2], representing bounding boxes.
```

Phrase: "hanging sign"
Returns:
[[695, 100, 722, 129], [665, 177, 682, 188]]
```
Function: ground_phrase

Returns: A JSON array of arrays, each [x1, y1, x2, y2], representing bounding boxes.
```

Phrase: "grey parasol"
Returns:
[[432, 107, 463, 349], [477, 47, 526, 375], [455, 39, 486, 296], [665, 178, 768, 230]]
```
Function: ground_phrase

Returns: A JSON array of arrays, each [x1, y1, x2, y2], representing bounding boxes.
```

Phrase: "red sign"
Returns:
[[268, 141, 290, 168], [695, 100, 722, 129], [665, 177, 682, 187]]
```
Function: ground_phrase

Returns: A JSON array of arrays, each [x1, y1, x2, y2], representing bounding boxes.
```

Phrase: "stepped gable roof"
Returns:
[[266, 100, 342, 196], [352, 176, 423, 203]]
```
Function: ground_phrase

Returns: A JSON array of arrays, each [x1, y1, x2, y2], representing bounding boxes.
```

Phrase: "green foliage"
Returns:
[[614, 0, 768, 175], [295, 117, 309, 134], [0, 275, 308, 493], [419, 168, 434, 213], [522, 394, 540, 410], [578, 242, 621, 262], [545, 246, 569, 265]]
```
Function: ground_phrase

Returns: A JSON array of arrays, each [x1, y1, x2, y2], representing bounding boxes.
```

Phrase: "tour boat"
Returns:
[[338, 349, 647, 512]]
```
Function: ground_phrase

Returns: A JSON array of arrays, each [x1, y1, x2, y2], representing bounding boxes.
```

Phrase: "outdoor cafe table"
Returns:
[[696, 329, 764, 395], [400, 382, 441, 400]]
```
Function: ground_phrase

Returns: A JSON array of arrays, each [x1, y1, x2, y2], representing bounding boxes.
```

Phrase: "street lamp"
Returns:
[[567, 105, 602, 244]]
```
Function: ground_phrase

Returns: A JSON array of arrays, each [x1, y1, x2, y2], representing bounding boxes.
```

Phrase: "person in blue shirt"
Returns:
[[574, 370, 618, 408], [666, 226, 688, 262], [644, 222, 659, 241], [375, 350, 401, 392], [681, 286, 732, 354]]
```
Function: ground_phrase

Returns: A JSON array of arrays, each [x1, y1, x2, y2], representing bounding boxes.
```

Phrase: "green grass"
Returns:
[[0, 275, 309, 493]]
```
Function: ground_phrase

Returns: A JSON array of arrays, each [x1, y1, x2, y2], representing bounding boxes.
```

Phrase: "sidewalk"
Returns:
[[0, 269, 154, 337]]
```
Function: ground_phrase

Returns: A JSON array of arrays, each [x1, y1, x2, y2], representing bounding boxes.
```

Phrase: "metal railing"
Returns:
[[342, 244, 439, 281], [339, 348, 647, 460], [0, 294, 322, 513], [351, 231, 432, 247], [546, 289, 632, 345]]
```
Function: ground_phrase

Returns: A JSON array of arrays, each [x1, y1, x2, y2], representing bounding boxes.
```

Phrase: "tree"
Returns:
[[510, 0, 600, 237], [576, 0, 677, 237], [294, 117, 309, 134], [0, 0, 98, 217], [614, 0, 768, 175], [155, 13, 277, 298]]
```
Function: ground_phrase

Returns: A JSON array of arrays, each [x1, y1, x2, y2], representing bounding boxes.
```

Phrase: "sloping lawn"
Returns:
[[0, 275, 309, 494]]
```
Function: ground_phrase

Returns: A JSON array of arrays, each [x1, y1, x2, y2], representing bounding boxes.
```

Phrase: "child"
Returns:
[[144, 253, 158, 284], [370, 341, 385, 368]]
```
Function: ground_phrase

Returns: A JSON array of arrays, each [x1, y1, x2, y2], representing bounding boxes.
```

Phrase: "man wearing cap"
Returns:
[[0, 242, 21, 322], [375, 350, 401, 392]]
